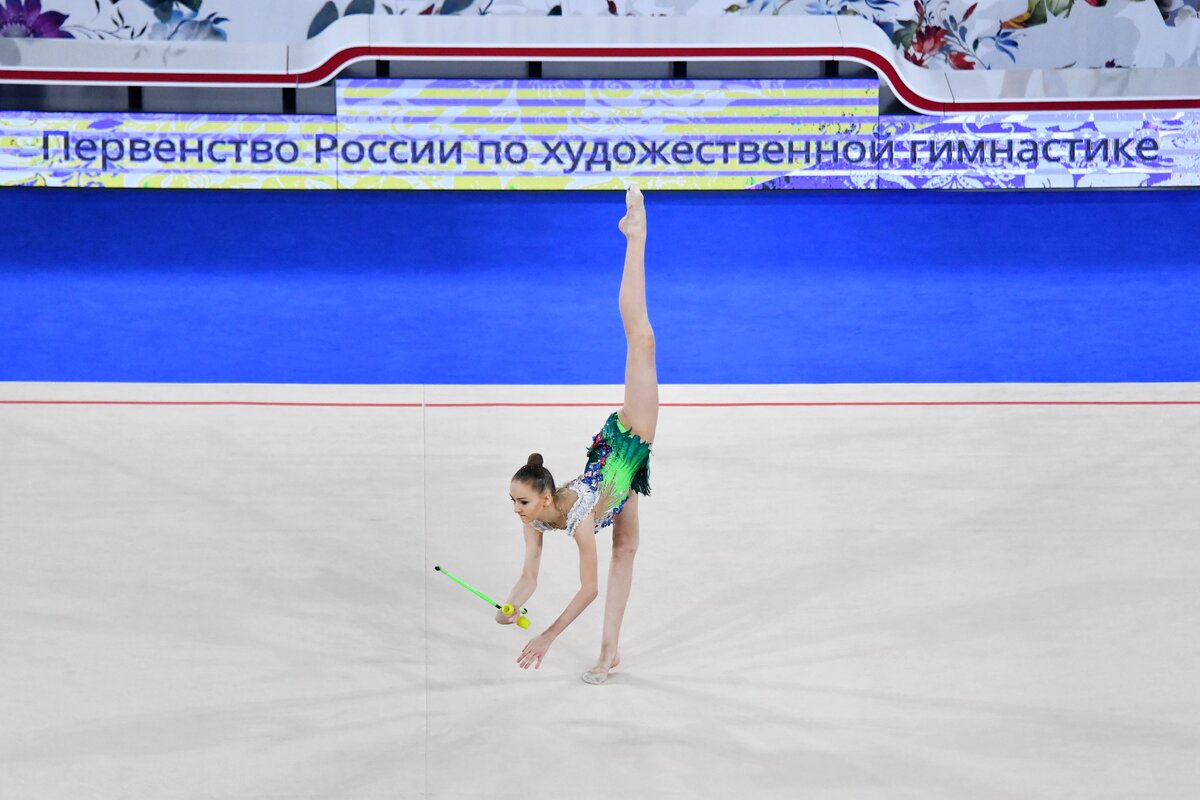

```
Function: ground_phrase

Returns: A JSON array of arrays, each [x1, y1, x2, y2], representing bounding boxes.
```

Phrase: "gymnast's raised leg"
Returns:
[[584, 186, 658, 685]]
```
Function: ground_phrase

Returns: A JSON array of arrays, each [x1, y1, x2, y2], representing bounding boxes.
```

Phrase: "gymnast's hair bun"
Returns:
[[514, 453, 555, 495]]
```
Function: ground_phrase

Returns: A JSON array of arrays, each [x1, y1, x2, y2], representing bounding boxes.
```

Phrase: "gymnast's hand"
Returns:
[[619, 185, 646, 240], [495, 608, 520, 625], [517, 632, 554, 670]]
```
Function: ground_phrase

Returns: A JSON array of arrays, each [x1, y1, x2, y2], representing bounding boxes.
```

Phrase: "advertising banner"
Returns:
[[3, 112, 337, 189], [2, 79, 1197, 190]]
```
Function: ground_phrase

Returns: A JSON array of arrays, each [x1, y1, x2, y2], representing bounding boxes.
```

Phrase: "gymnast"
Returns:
[[499, 185, 657, 685]]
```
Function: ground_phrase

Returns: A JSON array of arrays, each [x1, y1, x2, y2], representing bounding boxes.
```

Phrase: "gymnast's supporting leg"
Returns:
[[583, 493, 640, 683], [584, 187, 658, 684]]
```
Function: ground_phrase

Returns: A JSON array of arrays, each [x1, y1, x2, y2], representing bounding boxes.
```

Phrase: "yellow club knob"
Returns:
[[517, 616, 531, 629], [501, 603, 515, 616]]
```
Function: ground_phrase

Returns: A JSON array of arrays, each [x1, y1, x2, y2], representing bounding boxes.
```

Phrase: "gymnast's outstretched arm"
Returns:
[[516, 516, 599, 669], [497, 524, 542, 624]]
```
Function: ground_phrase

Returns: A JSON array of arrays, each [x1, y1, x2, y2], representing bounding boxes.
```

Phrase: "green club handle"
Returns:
[[434, 566, 528, 615]]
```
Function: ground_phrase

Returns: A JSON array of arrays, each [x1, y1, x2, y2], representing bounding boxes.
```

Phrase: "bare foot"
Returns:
[[581, 650, 620, 685], [618, 185, 645, 240]]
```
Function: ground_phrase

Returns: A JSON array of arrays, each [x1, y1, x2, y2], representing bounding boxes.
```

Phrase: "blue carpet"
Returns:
[[2, 188, 1198, 383]]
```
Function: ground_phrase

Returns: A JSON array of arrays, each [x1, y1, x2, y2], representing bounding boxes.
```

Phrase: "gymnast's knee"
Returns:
[[625, 323, 655, 352], [612, 532, 639, 561]]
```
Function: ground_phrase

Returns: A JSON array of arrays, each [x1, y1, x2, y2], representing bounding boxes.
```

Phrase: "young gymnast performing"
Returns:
[[499, 185, 657, 685]]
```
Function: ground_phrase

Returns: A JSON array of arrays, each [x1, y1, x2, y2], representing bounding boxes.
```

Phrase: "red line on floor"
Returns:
[[429, 400, 1190, 407], [2, 400, 1199, 408], [0, 400, 422, 407]]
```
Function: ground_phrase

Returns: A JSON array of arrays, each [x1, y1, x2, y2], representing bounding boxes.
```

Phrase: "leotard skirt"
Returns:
[[582, 411, 652, 525]]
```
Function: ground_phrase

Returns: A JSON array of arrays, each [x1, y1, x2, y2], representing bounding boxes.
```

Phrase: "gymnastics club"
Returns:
[[434, 565, 531, 629]]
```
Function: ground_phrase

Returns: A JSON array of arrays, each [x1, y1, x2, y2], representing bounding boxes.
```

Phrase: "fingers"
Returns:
[[516, 641, 546, 670]]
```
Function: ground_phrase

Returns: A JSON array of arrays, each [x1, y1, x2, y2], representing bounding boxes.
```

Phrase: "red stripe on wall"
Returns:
[[4, 44, 1200, 114]]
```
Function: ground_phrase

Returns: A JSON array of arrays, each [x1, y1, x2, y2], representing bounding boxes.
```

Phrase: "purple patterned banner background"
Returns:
[[335, 79, 879, 190], [755, 112, 1199, 190]]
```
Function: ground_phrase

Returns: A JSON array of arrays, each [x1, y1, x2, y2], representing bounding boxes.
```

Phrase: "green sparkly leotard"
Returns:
[[530, 411, 652, 537]]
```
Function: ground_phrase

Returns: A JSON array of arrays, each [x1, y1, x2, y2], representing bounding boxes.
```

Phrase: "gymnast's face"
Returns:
[[510, 480, 550, 524]]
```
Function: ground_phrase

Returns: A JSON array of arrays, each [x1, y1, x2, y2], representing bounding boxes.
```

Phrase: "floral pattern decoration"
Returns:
[[15, 0, 1200, 70], [62, 0, 226, 40], [0, 0, 73, 38], [884, 0, 1020, 69]]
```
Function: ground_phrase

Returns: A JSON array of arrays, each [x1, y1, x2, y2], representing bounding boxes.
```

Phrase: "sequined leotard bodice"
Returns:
[[530, 411, 652, 537]]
